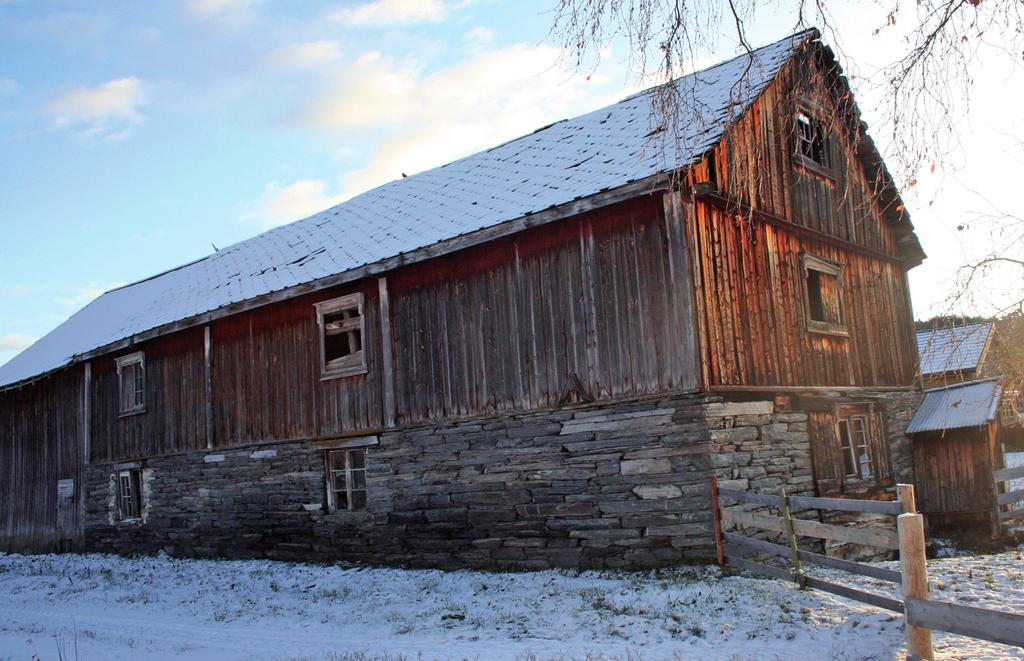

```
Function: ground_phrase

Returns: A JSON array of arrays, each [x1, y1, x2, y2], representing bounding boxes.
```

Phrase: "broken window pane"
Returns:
[[116, 468, 142, 520], [796, 110, 829, 168], [318, 294, 366, 377]]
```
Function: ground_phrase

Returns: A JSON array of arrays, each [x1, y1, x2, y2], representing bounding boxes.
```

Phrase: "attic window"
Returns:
[[795, 110, 830, 171], [115, 352, 146, 415], [803, 254, 846, 336], [316, 293, 366, 379]]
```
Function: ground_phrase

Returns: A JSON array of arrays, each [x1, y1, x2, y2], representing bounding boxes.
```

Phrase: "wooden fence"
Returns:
[[992, 463, 1024, 532], [709, 477, 1024, 659]]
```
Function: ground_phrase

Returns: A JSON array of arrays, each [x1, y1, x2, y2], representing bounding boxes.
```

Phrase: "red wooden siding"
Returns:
[[387, 195, 700, 424], [90, 327, 207, 462], [210, 285, 384, 446], [689, 204, 916, 387]]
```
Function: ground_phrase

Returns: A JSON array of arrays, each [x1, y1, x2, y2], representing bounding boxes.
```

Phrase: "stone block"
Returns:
[[620, 458, 672, 475]]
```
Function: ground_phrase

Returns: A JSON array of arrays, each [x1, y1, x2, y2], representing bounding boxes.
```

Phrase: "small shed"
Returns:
[[907, 379, 1005, 534]]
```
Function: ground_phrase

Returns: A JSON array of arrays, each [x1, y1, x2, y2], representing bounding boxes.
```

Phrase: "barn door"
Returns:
[[56, 478, 75, 547]]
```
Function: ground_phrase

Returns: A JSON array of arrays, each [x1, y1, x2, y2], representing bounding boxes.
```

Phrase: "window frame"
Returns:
[[325, 447, 368, 513], [115, 351, 146, 416], [837, 413, 871, 480], [802, 254, 848, 337], [793, 106, 833, 177], [315, 293, 367, 380], [114, 464, 143, 522]]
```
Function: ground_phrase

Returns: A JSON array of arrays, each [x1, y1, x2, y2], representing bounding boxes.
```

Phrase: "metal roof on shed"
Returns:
[[916, 322, 993, 377], [0, 30, 862, 389], [906, 379, 1003, 434]]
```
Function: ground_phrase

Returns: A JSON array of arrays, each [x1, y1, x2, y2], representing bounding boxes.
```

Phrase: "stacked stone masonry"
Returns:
[[83, 390, 916, 569]]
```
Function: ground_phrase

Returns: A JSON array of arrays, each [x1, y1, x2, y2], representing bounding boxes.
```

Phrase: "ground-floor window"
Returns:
[[115, 466, 143, 521], [809, 404, 893, 496], [326, 447, 367, 512]]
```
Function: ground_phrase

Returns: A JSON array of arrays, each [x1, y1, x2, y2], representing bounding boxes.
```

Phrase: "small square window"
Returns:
[[316, 294, 366, 378], [795, 110, 830, 170], [115, 352, 145, 415], [326, 448, 367, 512], [803, 255, 846, 335], [115, 467, 143, 521]]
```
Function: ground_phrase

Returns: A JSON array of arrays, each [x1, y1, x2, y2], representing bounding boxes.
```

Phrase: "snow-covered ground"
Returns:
[[0, 550, 1021, 661]]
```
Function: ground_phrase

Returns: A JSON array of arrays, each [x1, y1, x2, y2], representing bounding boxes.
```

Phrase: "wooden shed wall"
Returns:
[[686, 47, 916, 388], [0, 366, 83, 552], [912, 425, 1000, 516], [387, 194, 699, 424]]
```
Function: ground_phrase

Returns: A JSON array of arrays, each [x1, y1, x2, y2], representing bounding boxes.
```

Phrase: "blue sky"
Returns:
[[1, 0, 1021, 367]]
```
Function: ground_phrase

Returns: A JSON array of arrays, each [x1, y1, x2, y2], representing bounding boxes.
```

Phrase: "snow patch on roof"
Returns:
[[0, 30, 815, 388]]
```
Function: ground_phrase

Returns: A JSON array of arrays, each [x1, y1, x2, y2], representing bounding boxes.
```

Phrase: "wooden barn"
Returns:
[[0, 30, 926, 568]]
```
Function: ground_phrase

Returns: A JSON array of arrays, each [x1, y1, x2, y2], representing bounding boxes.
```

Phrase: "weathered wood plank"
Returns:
[[722, 508, 899, 549], [993, 464, 1024, 483], [803, 576, 904, 613], [724, 531, 902, 583], [788, 494, 902, 515], [905, 597, 1024, 648], [717, 488, 779, 507], [996, 489, 1024, 506]]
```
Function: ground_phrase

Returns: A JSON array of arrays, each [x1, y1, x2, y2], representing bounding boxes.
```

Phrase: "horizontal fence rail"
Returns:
[[720, 508, 900, 549], [711, 478, 1024, 657], [992, 464, 1024, 524], [723, 532, 902, 584], [905, 597, 1024, 649]]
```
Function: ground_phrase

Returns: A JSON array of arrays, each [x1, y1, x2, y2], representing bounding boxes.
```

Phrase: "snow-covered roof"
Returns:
[[0, 31, 820, 389], [916, 322, 994, 377], [906, 379, 1003, 434]]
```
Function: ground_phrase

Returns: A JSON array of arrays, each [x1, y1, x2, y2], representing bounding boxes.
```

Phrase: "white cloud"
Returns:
[[330, 0, 447, 26], [186, 0, 256, 24], [0, 334, 36, 352], [463, 26, 493, 46], [247, 179, 346, 229], [47, 77, 146, 141], [268, 40, 342, 69], [297, 43, 630, 198]]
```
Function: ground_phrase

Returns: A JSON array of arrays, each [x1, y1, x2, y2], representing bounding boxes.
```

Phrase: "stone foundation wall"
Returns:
[[84, 393, 816, 569]]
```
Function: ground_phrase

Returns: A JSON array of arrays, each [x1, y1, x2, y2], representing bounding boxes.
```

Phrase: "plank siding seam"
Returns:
[[378, 277, 396, 428]]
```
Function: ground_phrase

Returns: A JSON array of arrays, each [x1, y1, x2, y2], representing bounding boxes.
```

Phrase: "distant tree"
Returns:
[[551, 0, 1024, 190]]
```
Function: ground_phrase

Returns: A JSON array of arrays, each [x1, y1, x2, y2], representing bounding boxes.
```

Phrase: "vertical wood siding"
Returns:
[[687, 47, 917, 388], [388, 195, 699, 424], [210, 285, 383, 446], [0, 367, 83, 552], [689, 205, 916, 386], [912, 426, 998, 515], [90, 327, 207, 462]]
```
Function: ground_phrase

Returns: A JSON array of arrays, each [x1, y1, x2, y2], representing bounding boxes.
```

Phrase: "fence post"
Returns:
[[897, 483, 916, 515], [709, 475, 725, 567], [898, 510, 933, 660], [778, 486, 804, 582]]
